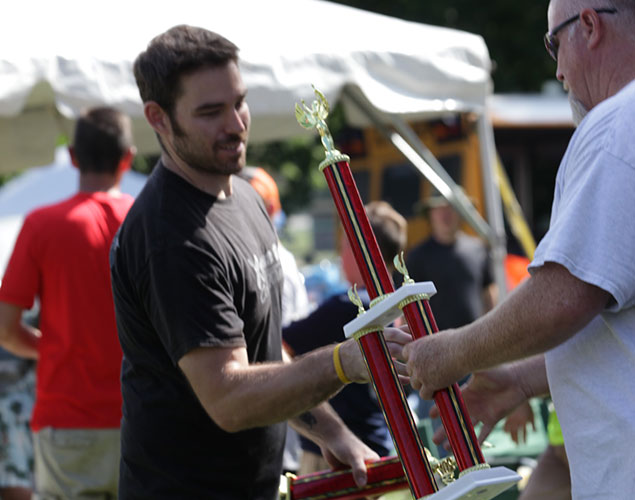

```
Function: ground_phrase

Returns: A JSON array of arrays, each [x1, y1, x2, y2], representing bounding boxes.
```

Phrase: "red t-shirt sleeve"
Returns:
[[0, 215, 40, 309]]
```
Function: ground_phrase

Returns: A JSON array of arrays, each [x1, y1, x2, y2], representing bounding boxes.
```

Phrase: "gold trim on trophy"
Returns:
[[351, 325, 384, 341], [398, 293, 431, 310], [426, 449, 457, 486], [369, 293, 390, 309], [458, 462, 491, 477]]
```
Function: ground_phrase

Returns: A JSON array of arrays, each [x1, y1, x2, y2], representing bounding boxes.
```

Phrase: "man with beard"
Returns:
[[402, 1, 635, 498], [110, 25, 408, 499]]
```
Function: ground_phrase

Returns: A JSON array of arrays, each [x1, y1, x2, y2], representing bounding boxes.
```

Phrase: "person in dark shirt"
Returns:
[[405, 190, 497, 453], [405, 192, 497, 331], [110, 25, 409, 499], [284, 201, 407, 474]]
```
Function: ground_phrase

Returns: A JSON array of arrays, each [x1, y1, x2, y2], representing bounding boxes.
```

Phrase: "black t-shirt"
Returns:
[[110, 163, 285, 499], [404, 232, 492, 330], [282, 290, 391, 457]]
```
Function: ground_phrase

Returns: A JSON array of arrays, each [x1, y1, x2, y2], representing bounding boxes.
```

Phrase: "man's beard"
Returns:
[[169, 114, 246, 175], [568, 93, 589, 126], [172, 133, 245, 176]]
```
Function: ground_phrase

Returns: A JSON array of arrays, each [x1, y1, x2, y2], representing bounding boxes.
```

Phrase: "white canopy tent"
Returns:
[[0, 0, 508, 292]]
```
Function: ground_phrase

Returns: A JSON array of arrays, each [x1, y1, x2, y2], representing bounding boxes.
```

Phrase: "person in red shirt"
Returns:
[[0, 106, 136, 498]]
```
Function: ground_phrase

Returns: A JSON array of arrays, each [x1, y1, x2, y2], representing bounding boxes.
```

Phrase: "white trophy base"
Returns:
[[421, 466, 520, 500], [343, 284, 521, 499], [343, 282, 437, 338]]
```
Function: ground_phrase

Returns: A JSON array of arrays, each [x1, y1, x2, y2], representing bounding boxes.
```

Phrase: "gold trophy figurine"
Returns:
[[295, 86, 349, 170]]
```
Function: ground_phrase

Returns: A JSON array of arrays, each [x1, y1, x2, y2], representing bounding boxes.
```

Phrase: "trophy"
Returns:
[[286, 87, 520, 499]]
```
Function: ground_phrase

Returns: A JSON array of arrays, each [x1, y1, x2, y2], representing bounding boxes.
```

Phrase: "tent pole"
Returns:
[[340, 87, 507, 297], [476, 113, 508, 297], [340, 88, 489, 239]]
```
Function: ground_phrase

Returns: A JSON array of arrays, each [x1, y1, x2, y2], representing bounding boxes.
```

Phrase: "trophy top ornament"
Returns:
[[347, 284, 366, 317], [394, 252, 415, 285], [295, 86, 350, 170]]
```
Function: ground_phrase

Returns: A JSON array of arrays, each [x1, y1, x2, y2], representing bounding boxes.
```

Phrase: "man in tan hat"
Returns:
[[404, 190, 498, 451], [405, 191, 497, 333]]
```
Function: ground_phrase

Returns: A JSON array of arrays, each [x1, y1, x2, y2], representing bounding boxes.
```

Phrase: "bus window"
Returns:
[[381, 163, 420, 218], [352, 168, 371, 204]]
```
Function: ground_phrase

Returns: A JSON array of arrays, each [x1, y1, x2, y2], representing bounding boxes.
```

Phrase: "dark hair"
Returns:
[[133, 25, 239, 117], [72, 106, 133, 174], [366, 201, 408, 263]]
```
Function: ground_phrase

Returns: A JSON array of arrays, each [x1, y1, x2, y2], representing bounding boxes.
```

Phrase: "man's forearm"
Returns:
[[405, 263, 610, 399], [181, 330, 404, 433], [0, 303, 39, 360], [0, 322, 40, 359], [210, 344, 349, 432], [454, 263, 609, 376], [512, 355, 549, 399], [290, 401, 348, 448]]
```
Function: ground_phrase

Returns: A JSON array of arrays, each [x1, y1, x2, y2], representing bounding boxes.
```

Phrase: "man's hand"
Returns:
[[319, 429, 379, 487], [429, 363, 531, 448], [503, 400, 536, 445], [402, 329, 466, 400], [339, 327, 412, 384]]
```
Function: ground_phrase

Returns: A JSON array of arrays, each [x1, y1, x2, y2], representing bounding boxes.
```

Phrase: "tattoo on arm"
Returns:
[[298, 411, 317, 430]]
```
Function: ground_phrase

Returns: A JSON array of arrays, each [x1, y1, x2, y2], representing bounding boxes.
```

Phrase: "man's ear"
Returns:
[[68, 146, 79, 169], [118, 147, 136, 173], [579, 8, 603, 50], [144, 101, 170, 135]]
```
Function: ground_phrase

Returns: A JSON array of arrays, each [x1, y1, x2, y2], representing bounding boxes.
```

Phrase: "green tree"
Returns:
[[247, 103, 349, 215]]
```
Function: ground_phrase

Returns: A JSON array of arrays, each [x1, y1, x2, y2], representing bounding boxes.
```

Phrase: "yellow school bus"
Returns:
[[344, 114, 486, 252]]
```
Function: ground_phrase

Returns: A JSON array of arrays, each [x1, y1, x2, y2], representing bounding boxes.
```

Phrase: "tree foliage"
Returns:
[[333, 0, 554, 93], [246, 103, 349, 214]]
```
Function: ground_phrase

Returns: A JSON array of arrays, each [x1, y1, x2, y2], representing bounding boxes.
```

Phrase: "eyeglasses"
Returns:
[[544, 7, 617, 61]]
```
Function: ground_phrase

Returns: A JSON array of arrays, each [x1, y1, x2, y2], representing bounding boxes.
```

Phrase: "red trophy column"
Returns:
[[295, 88, 487, 498], [322, 160, 437, 498], [398, 290, 486, 471]]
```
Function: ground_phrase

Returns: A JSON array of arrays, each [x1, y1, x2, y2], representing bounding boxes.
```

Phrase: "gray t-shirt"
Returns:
[[529, 79, 635, 499]]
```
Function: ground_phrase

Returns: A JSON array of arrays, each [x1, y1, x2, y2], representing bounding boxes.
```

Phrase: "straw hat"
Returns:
[[415, 187, 475, 217]]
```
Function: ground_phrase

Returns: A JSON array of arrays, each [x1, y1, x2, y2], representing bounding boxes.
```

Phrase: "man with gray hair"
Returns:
[[403, 1, 635, 498]]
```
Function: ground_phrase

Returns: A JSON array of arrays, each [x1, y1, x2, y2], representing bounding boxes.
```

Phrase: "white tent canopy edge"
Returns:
[[0, 0, 491, 166], [0, 0, 507, 293]]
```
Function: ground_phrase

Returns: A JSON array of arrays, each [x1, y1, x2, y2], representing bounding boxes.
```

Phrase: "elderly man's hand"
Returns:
[[503, 400, 536, 445], [429, 363, 531, 449], [402, 329, 466, 400]]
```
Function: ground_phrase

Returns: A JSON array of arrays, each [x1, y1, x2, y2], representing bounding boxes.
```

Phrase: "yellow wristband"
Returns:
[[333, 343, 352, 385]]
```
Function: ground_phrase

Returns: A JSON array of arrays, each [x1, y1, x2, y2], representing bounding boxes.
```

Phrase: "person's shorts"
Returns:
[[33, 427, 120, 499], [0, 368, 36, 489]]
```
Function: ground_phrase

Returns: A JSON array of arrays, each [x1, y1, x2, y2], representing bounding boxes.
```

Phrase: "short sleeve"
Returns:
[[531, 149, 635, 311]]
